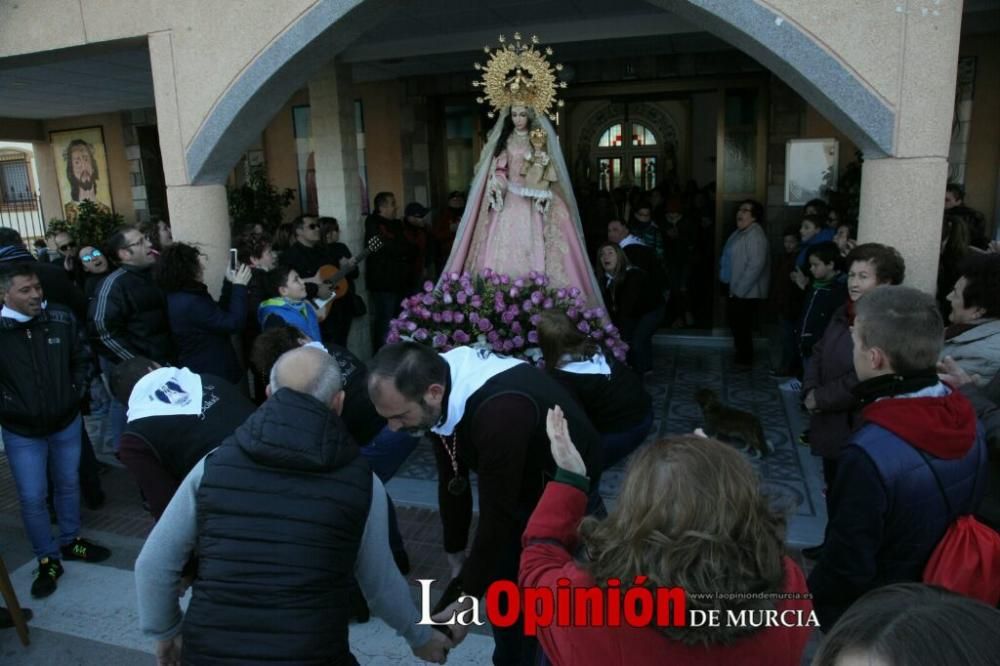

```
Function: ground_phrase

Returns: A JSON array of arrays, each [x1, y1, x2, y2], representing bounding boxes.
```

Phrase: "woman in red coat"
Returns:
[[519, 408, 813, 666]]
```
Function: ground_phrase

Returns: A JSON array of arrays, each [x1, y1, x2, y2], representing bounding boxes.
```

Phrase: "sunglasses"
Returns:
[[81, 250, 103, 263], [59, 243, 77, 252]]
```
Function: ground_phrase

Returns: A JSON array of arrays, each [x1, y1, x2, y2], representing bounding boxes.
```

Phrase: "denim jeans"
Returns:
[[601, 410, 654, 470], [99, 356, 127, 453], [360, 427, 420, 564], [369, 290, 403, 352], [3, 416, 83, 560]]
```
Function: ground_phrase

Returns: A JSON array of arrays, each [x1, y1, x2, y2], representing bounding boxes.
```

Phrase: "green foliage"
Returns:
[[73, 200, 124, 248], [46, 218, 72, 236], [226, 166, 296, 234]]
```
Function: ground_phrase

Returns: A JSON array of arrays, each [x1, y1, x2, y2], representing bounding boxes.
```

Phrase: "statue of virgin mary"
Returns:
[[440, 35, 604, 308]]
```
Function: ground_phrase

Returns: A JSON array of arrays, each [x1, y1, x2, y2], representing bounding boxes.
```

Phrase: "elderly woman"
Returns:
[[519, 409, 812, 665], [720, 199, 770, 368], [940, 253, 1000, 385]]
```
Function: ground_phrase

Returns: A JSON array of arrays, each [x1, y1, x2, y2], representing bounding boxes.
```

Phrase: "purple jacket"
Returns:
[[802, 304, 860, 458]]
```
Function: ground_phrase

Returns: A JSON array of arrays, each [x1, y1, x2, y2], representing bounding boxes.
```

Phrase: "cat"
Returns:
[[695, 388, 772, 458]]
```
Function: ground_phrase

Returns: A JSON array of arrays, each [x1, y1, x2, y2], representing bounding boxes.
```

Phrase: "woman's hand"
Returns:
[[226, 264, 253, 286], [546, 406, 586, 476], [937, 355, 981, 387], [803, 389, 818, 411]]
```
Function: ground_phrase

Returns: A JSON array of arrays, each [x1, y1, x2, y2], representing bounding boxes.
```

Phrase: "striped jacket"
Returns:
[[87, 265, 174, 365]]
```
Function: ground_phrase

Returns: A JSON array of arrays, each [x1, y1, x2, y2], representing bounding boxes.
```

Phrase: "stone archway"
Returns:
[[185, 0, 899, 188]]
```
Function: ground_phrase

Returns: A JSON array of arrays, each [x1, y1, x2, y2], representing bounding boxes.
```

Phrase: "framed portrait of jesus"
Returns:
[[49, 126, 115, 222]]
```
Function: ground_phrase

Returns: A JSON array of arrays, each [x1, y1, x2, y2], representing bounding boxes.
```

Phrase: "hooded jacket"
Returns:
[[182, 388, 372, 665], [808, 378, 986, 629], [258, 297, 322, 342], [0, 304, 90, 437]]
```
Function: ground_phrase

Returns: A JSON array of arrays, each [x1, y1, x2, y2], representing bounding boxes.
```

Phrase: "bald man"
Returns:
[[135, 347, 452, 664]]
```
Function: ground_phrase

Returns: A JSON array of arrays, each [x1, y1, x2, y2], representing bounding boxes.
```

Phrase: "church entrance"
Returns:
[[562, 77, 768, 330]]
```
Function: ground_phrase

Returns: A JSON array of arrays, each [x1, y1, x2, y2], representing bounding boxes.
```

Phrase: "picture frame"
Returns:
[[49, 126, 114, 220], [784, 138, 838, 206]]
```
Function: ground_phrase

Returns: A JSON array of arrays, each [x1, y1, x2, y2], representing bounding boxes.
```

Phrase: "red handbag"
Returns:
[[920, 446, 1000, 605]]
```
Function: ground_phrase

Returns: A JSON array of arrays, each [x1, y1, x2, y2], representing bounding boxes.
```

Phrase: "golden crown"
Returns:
[[473, 33, 567, 120]]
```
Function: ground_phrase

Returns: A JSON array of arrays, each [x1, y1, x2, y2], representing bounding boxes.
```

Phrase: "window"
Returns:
[[0, 158, 32, 203], [594, 121, 660, 191]]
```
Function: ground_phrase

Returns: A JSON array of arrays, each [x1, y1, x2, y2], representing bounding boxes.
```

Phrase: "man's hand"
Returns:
[[155, 635, 182, 666], [315, 281, 333, 300], [803, 389, 818, 411], [938, 355, 981, 387], [431, 598, 474, 645], [546, 406, 586, 476], [412, 628, 454, 663]]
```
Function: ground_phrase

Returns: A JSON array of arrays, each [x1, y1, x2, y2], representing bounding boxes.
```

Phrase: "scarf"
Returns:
[[846, 299, 857, 326], [431, 347, 524, 436], [127, 367, 204, 422], [1, 302, 46, 322]]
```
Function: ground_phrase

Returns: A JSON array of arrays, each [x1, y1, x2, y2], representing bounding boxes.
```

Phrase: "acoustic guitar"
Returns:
[[310, 236, 383, 322]]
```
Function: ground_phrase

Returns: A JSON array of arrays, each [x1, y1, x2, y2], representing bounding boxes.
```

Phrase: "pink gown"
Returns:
[[443, 131, 604, 308]]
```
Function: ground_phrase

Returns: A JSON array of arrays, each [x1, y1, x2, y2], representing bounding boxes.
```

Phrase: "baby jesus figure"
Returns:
[[520, 127, 558, 217]]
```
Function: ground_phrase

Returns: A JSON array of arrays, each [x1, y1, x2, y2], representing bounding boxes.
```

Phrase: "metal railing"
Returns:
[[0, 190, 47, 243]]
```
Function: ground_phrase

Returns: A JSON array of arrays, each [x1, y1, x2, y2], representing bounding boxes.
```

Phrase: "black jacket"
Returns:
[[551, 355, 652, 433], [0, 304, 89, 437], [88, 264, 174, 365], [183, 389, 372, 665], [364, 214, 416, 294]]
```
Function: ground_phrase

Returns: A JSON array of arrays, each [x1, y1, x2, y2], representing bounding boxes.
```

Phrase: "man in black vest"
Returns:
[[109, 358, 256, 520], [368, 342, 604, 665], [135, 347, 451, 664]]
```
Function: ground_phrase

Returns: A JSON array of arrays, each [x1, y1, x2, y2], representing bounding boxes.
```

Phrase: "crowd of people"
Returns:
[[0, 175, 999, 665]]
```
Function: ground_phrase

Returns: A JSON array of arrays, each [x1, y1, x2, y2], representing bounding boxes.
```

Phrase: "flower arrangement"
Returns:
[[387, 268, 628, 364]]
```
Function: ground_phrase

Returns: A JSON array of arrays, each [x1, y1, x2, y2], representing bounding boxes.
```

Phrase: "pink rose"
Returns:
[[453, 330, 471, 344]]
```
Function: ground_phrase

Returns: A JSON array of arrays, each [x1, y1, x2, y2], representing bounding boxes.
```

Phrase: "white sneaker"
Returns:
[[779, 378, 802, 392]]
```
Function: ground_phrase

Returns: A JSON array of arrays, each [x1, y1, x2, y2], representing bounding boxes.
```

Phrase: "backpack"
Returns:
[[919, 446, 1000, 605]]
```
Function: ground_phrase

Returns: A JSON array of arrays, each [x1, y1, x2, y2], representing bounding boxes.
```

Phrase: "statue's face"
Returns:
[[511, 106, 530, 131]]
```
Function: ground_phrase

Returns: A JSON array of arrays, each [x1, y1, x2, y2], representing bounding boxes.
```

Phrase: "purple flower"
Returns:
[[453, 312, 465, 324], [508, 287, 520, 299], [432, 333, 448, 348], [456, 291, 468, 305], [514, 278, 526, 288], [449, 272, 460, 281], [511, 321, 523, 334], [603, 323, 617, 334], [500, 274, 510, 285], [502, 340, 514, 352], [576, 320, 591, 333], [591, 329, 604, 340], [453, 330, 471, 344], [566, 308, 579, 320], [501, 310, 517, 325], [386, 330, 402, 343], [556, 288, 567, 299], [469, 312, 480, 324], [494, 303, 506, 314], [491, 275, 501, 286], [470, 295, 483, 309], [405, 321, 418, 332], [442, 293, 453, 305], [492, 342, 505, 353], [522, 300, 533, 312], [441, 310, 454, 323], [512, 335, 525, 348], [423, 281, 434, 293], [614, 348, 627, 362], [527, 330, 539, 344], [530, 314, 542, 326], [414, 328, 429, 341], [542, 298, 554, 310], [530, 291, 544, 305], [477, 318, 494, 333], [569, 287, 581, 298], [422, 294, 435, 306], [594, 307, 606, 319], [487, 330, 501, 344], [432, 312, 442, 323]]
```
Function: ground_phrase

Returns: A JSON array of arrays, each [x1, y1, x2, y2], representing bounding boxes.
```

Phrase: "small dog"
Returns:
[[695, 388, 772, 457]]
